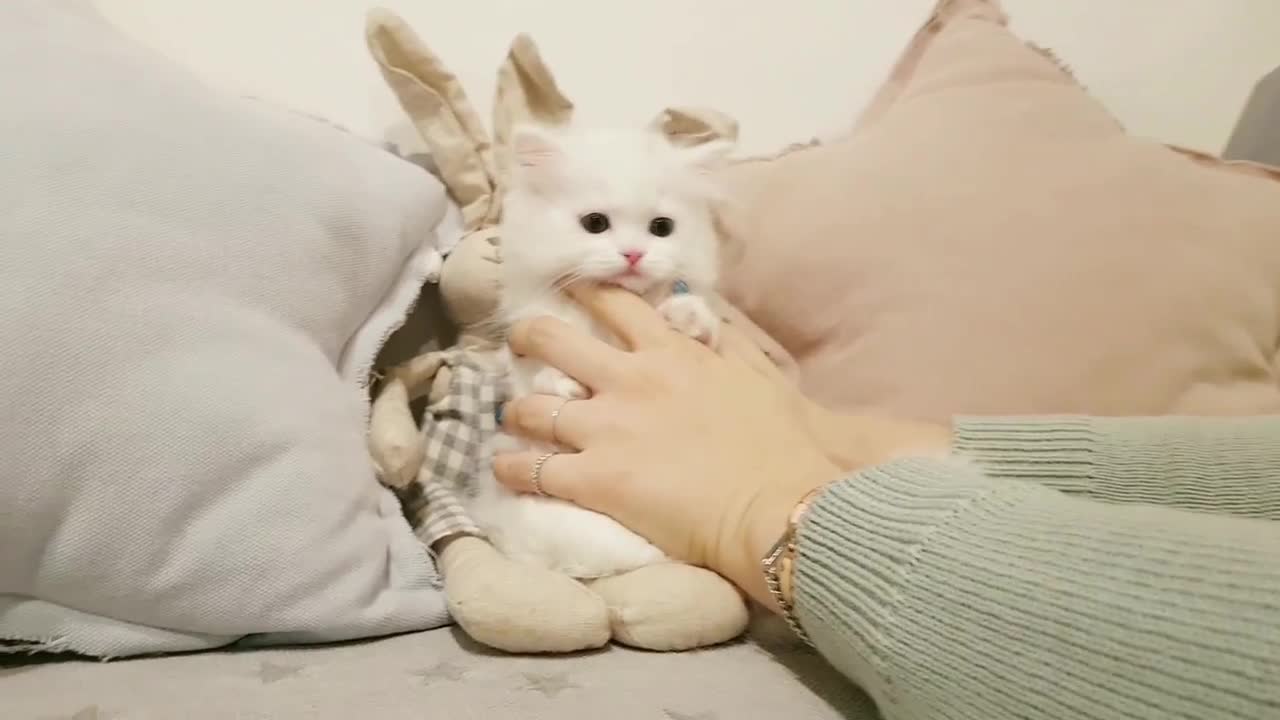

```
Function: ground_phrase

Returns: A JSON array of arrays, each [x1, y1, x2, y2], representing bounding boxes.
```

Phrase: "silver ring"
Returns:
[[531, 451, 556, 496], [549, 398, 571, 444]]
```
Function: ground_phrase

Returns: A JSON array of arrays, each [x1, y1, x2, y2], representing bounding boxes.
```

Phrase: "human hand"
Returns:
[[492, 285, 843, 607], [715, 320, 952, 473]]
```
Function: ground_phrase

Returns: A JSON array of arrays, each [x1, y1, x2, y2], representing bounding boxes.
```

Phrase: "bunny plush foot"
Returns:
[[439, 536, 611, 653], [587, 562, 749, 651]]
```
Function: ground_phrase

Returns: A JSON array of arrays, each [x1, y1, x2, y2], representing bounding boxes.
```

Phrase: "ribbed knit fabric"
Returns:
[[792, 417, 1280, 720], [953, 415, 1280, 520]]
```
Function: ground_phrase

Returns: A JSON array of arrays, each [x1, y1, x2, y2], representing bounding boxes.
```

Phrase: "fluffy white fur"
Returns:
[[468, 123, 732, 579]]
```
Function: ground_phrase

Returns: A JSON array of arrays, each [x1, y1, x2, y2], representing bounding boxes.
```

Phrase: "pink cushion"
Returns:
[[717, 0, 1280, 421]]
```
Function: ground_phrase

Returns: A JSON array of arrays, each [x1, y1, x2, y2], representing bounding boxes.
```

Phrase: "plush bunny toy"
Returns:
[[364, 9, 798, 653]]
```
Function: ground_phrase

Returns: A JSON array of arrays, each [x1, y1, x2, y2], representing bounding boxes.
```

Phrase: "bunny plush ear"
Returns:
[[491, 34, 574, 203], [366, 9, 500, 231]]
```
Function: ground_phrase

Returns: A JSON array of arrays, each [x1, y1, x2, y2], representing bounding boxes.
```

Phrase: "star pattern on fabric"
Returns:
[[412, 661, 468, 686], [519, 671, 579, 698], [663, 710, 718, 720], [255, 660, 304, 684]]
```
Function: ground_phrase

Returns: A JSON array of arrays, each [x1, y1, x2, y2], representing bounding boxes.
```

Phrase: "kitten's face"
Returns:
[[501, 126, 730, 296]]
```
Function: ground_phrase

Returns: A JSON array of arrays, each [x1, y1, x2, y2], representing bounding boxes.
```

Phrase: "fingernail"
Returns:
[[494, 404, 505, 426]]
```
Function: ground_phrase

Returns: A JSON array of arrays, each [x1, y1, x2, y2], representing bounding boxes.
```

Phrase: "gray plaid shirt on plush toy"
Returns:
[[391, 348, 508, 547]]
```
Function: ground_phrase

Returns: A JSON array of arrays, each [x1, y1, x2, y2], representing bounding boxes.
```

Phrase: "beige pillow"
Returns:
[[717, 0, 1280, 422]]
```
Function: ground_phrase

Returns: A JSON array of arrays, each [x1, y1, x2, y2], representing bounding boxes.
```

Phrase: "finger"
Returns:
[[501, 394, 596, 449], [493, 448, 591, 501], [508, 314, 626, 389], [717, 322, 778, 377], [718, 324, 795, 394], [567, 284, 674, 350]]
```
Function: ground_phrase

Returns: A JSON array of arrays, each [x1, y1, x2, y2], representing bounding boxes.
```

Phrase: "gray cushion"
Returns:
[[0, 0, 451, 657], [1224, 66, 1280, 167], [1, 623, 879, 719]]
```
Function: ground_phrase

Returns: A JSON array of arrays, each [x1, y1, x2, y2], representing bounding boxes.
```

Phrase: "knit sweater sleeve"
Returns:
[[791, 417, 1280, 720], [951, 415, 1280, 520]]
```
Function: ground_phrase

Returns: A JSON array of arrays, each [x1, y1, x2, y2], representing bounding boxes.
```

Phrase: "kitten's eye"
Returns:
[[649, 217, 675, 237], [579, 212, 611, 234]]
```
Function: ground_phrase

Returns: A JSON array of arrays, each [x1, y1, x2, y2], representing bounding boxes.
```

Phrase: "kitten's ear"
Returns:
[[678, 139, 735, 175], [511, 124, 563, 170], [509, 124, 567, 194], [669, 138, 735, 203]]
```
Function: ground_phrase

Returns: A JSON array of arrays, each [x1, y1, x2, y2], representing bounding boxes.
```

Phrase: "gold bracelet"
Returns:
[[760, 486, 826, 646]]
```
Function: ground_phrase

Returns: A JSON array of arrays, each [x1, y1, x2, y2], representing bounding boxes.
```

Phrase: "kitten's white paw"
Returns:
[[532, 366, 589, 399], [659, 294, 720, 348]]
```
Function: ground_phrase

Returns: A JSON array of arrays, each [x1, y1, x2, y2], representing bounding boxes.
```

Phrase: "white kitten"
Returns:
[[467, 123, 732, 579]]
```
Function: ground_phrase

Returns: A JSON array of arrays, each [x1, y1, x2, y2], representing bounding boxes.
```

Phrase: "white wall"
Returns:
[[94, 0, 1280, 156], [1006, 1, 1280, 154]]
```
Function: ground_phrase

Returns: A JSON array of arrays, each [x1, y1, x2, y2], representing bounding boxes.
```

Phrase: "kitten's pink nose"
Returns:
[[621, 250, 645, 267]]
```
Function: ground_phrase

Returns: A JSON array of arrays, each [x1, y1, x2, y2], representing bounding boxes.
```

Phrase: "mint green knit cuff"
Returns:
[[789, 441, 1280, 719], [791, 457, 1004, 693]]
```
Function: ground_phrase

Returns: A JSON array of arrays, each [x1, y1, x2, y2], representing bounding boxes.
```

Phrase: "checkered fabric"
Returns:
[[392, 347, 509, 548]]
